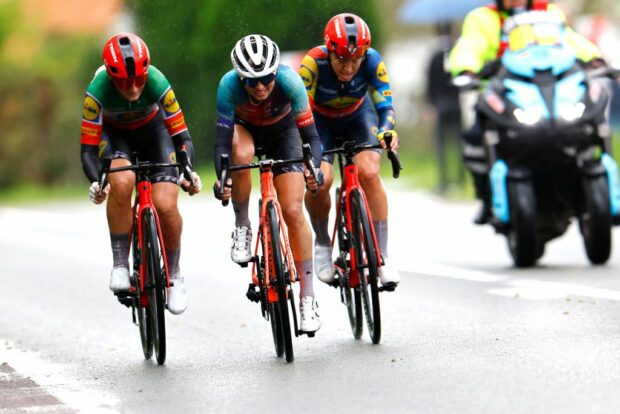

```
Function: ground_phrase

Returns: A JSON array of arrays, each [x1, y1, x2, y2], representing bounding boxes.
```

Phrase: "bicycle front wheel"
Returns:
[[143, 209, 167, 365], [351, 189, 381, 344], [336, 188, 363, 340], [267, 201, 294, 362], [132, 226, 153, 360]]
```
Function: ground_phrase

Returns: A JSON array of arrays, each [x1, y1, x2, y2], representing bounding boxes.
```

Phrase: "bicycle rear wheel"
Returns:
[[143, 209, 167, 365], [336, 188, 363, 340], [269, 302, 284, 358], [268, 201, 294, 362], [132, 226, 153, 360], [351, 189, 381, 344]]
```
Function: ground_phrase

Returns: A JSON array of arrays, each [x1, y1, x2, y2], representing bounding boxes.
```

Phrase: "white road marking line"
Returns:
[[402, 261, 620, 301], [1, 340, 121, 414]]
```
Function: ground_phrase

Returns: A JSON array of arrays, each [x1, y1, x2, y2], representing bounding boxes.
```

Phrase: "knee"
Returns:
[[232, 143, 254, 164], [358, 163, 381, 188], [282, 201, 304, 227], [108, 173, 134, 203], [154, 198, 179, 221]]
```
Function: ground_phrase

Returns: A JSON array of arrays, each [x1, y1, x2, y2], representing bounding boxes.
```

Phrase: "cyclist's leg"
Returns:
[[304, 113, 335, 246], [231, 123, 255, 227], [229, 123, 255, 264], [349, 101, 399, 286], [102, 127, 136, 291]]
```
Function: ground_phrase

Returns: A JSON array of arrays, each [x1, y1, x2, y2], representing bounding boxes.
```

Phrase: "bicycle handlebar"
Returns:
[[322, 136, 402, 179], [98, 151, 194, 196]]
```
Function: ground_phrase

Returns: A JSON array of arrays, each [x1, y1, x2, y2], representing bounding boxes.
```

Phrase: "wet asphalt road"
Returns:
[[2, 191, 620, 413]]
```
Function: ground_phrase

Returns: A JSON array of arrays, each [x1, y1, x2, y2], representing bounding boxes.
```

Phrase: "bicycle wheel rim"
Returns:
[[268, 201, 294, 362], [351, 190, 381, 344], [144, 209, 167, 365], [133, 227, 153, 359]]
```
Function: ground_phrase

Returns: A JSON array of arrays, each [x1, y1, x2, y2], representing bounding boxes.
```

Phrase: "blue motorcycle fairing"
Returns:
[[502, 44, 576, 78], [504, 78, 550, 120], [554, 71, 586, 118], [490, 160, 510, 223], [601, 153, 620, 216]]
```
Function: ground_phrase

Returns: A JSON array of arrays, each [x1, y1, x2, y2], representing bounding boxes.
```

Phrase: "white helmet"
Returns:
[[231, 34, 280, 78]]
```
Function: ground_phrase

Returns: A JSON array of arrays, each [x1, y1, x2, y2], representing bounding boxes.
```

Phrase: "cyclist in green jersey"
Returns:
[[80, 33, 201, 315]]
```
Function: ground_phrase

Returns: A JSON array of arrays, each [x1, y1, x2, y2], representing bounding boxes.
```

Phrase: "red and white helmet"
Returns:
[[102, 33, 150, 79], [324, 13, 371, 58]]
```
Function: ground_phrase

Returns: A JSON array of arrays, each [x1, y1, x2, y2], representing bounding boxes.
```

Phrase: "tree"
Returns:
[[132, 0, 381, 165]]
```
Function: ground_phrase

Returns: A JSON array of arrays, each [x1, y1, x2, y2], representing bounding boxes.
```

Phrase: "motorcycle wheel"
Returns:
[[579, 174, 612, 265], [507, 180, 538, 268]]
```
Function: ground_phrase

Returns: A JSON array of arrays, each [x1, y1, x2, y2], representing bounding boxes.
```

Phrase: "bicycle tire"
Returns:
[[132, 225, 153, 360], [336, 188, 363, 340], [269, 302, 284, 358], [351, 189, 381, 344], [143, 209, 167, 365], [267, 201, 294, 362]]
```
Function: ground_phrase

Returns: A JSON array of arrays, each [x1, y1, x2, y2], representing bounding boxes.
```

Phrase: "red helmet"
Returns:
[[324, 13, 371, 58], [102, 33, 150, 80]]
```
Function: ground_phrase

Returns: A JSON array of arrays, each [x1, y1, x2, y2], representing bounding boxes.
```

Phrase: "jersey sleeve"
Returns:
[[299, 49, 321, 109], [214, 71, 240, 175], [366, 50, 396, 131], [80, 75, 105, 182], [279, 65, 322, 163], [548, 4, 602, 62]]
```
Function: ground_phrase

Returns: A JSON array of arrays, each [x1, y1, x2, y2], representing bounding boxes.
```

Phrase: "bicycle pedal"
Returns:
[[379, 282, 397, 292], [237, 261, 249, 268], [245, 283, 261, 303], [327, 279, 339, 289]]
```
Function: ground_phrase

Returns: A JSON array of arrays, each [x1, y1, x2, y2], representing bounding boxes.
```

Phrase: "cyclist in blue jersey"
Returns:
[[213, 35, 323, 333], [299, 14, 400, 290]]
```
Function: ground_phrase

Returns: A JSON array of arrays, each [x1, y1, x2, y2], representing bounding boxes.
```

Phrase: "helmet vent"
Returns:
[[125, 57, 136, 78], [119, 36, 130, 46], [344, 15, 355, 24]]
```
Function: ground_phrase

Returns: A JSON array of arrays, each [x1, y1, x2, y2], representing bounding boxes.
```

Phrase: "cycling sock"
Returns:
[[166, 248, 180, 279], [110, 233, 130, 268], [373, 220, 389, 259], [310, 218, 330, 246], [296, 259, 315, 298], [233, 199, 251, 227]]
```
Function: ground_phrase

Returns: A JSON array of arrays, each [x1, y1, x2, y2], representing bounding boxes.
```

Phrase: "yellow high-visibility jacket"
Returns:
[[449, 4, 601, 76]]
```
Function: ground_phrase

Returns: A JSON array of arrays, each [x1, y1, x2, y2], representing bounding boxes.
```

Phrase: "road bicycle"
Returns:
[[324, 133, 402, 344], [98, 151, 194, 365], [219, 144, 321, 363]]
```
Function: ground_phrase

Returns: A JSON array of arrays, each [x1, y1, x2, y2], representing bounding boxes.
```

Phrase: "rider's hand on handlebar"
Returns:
[[181, 171, 202, 196], [304, 168, 323, 192], [89, 182, 110, 204], [213, 178, 232, 201], [377, 130, 399, 151]]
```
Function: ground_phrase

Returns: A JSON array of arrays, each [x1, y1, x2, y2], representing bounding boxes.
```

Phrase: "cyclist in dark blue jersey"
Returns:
[[299, 14, 400, 289], [213, 35, 323, 333]]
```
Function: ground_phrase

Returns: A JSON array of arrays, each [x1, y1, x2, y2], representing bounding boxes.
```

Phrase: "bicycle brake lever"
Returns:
[[302, 143, 323, 194], [220, 154, 230, 206], [98, 157, 112, 195], [382, 133, 403, 179]]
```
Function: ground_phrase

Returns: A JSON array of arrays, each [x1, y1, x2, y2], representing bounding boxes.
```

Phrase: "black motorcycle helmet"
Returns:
[[495, 0, 534, 12]]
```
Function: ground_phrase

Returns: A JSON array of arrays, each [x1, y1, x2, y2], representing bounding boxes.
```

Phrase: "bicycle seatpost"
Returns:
[[98, 157, 113, 196], [220, 154, 230, 207], [302, 143, 323, 194], [382, 132, 403, 179]]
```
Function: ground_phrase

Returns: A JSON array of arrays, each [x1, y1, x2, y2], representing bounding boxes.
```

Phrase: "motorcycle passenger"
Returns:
[[81, 33, 202, 315], [449, 0, 603, 224], [299, 13, 400, 289], [213, 35, 323, 333]]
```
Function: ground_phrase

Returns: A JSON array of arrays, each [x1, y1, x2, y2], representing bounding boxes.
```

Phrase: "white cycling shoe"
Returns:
[[314, 244, 335, 284], [231, 226, 252, 264], [109, 266, 130, 292], [378, 265, 400, 290], [299, 296, 321, 333], [167, 276, 187, 315]]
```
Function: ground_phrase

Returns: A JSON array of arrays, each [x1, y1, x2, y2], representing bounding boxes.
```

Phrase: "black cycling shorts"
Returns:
[[314, 98, 381, 164], [236, 112, 304, 176], [99, 112, 179, 184]]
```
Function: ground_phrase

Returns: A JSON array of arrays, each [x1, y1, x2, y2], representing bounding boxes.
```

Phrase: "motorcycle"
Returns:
[[454, 10, 620, 267]]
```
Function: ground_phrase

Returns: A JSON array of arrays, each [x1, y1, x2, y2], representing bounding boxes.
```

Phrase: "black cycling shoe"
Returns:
[[473, 203, 492, 225]]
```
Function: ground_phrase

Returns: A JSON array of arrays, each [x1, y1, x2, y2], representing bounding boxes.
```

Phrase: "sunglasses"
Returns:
[[241, 72, 276, 88], [112, 74, 148, 92]]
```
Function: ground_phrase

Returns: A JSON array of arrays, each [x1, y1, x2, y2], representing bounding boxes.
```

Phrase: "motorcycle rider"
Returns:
[[449, 0, 603, 224]]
